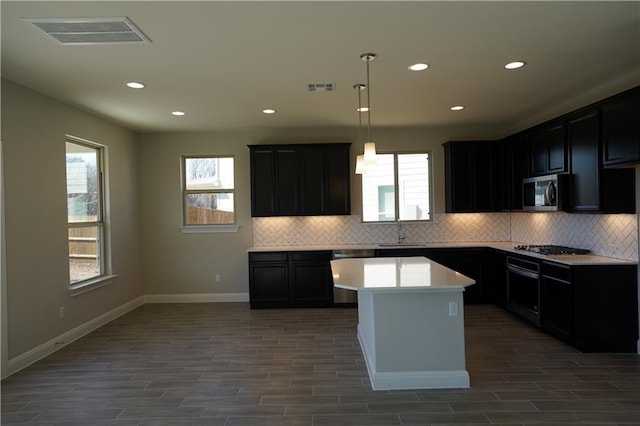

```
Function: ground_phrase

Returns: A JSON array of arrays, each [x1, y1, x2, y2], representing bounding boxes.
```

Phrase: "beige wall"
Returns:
[[1, 79, 143, 359], [139, 124, 501, 295]]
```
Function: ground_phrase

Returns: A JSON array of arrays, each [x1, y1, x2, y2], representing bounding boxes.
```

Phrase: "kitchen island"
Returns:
[[330, 256, 476, 390]]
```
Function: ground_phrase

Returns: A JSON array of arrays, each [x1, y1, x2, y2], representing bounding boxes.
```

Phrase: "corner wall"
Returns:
[[0, 79, 143, 367]]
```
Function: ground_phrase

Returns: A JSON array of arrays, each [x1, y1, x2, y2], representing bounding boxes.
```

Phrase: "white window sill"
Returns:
[[180, 225, 239, 234], [69, 274, 117, 298]]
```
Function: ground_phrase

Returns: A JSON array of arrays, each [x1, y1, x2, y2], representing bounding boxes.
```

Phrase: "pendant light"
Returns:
[[361, 53, 377, 165], [354, 83, 366, 175]]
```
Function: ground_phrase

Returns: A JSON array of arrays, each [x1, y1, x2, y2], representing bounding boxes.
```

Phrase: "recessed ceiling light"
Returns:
[[450, 105, 465, 111], [408, 63, 429, 71], [126, 81, 145, 89], [505, 61, 526, 70], [262, 109, 277, 114], [171, 111, 186, 116]]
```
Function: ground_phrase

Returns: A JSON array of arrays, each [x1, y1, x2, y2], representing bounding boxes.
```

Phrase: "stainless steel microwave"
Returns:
[[523, 174, 567, 211]]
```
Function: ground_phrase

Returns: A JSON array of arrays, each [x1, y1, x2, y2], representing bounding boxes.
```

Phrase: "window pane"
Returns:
[[398, 153, 431, 220], [186, 192, 235, 224], [69, 225, 102, 283], [185, 157, 234, 190], [362, 154, 395, 222], [66, 142, 100, 223]]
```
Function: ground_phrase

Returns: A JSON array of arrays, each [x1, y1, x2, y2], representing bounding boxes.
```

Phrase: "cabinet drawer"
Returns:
[[541, 261, 571, 282], [291, 251, 331, 262], [249, 252, 288, 262]]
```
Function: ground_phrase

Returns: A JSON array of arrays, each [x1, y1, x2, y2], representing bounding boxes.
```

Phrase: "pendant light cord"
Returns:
[[366, 57, 372, 142]]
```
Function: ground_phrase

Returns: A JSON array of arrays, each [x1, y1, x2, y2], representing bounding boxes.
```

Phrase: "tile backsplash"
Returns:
[[511, 212, 638, 260], [253, 212, 638, 261]]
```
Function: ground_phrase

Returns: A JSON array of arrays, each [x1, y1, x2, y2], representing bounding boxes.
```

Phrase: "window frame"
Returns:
[[180, 154, 238, 233], [65, 135, 115, 296], [361, 150, 433, 223]]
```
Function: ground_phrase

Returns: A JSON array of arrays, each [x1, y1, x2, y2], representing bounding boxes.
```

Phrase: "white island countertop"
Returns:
[[330, 256, 476, 292]]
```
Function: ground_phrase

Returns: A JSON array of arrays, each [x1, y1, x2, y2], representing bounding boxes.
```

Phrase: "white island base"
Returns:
[[330, 257, 475, 391]]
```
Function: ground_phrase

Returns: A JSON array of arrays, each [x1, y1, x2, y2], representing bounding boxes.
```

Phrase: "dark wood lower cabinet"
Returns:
[[290, 252, 333, 307], [249, 247, 638, 353], [539, 260, 638, 353], [484, 249, 508, 308], [249, 251, 333, 308], [376, 247, 485, 304], [571, 264, 638, 353], [540, 261, 573, 342]]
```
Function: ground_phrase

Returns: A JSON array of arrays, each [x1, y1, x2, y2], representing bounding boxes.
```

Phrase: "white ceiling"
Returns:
[[2, 1, 639, 136]]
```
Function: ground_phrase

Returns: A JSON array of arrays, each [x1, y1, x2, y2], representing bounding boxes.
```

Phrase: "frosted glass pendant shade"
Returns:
[[355, 154, 366, 174], [364, 142, 377, 165]]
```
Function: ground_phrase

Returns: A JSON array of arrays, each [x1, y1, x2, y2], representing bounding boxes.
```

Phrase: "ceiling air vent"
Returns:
[[23, 17, 151, 45], [306, 83, 336, 92]]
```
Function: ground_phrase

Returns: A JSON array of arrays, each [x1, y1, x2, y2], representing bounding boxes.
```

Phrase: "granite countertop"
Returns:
[[248, 241, 637, 266], [330, 257, 475, 292]]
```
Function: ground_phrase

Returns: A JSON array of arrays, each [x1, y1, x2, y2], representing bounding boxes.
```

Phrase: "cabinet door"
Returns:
[[444, 142, 474, 212], [473, 143, 495, 211], [540, 262, 573, 342], [290, 251, 333, 307], [299, 148, 325, 215], [531, 123, 566, 175], [291, 262, 332, 306], [275, 149, 299, 215], [250, 149, 276, 216], [507, 135, 529, 210], [484, 250, 507, 308], [602, 89, 640, 167], [325, 145, 351, 215], [547, 124, 567, 173], [568, 110, 600, 212], [249, 263, 289, 308], [530, 130, 548, 176]]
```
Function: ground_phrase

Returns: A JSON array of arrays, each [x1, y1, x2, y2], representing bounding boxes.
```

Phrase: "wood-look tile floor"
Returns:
[[1, 303, 639, 425]]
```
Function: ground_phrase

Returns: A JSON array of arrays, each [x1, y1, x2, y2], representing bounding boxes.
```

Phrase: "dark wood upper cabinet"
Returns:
[[567, 108, 635, 214], [505, 134, 529, 210], [443, 141, 506, 213], [530, 122, 567, 176], [602, 87, 640, 168], [567, 110, 601, 212], [249, 143, 350, 217], [250, 149, 277, 216]]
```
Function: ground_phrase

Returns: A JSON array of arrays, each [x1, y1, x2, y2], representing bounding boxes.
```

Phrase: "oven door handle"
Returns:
[[507, 264, 539, 279]]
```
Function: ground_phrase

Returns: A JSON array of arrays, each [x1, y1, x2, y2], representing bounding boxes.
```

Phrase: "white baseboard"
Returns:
[[144, 293, 249, 303], [4, 296, 145, 379], [357, 324, 470, 391], [3, 292, 251, 379]]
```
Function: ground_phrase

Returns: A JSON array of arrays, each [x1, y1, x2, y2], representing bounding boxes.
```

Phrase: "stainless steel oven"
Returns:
[[506, 256, 541, 327]]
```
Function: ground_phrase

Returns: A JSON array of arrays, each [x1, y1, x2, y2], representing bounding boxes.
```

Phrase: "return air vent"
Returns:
[[306, 82, 336, 92], [23, 17, 151, 45]]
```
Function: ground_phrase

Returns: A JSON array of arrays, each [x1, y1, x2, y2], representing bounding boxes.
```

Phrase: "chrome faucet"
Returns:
[[397, 221, 405, 243]]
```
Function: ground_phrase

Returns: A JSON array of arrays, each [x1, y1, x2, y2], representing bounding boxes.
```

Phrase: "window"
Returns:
[[182, 156, 235, 226], [66, 137, 107, 285], [362, 152, 431, 222]]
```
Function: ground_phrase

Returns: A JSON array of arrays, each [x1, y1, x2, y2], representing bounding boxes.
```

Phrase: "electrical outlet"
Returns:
[[448, 301, 458, 317], [59, 307, 65, 319], [215, 274, 221, 283]]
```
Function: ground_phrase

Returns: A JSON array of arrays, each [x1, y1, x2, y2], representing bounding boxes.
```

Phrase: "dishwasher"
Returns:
[[331, 249, 376, 305]]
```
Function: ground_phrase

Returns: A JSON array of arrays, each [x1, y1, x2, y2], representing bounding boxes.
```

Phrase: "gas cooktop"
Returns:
[[514, 244, 592, 255]]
